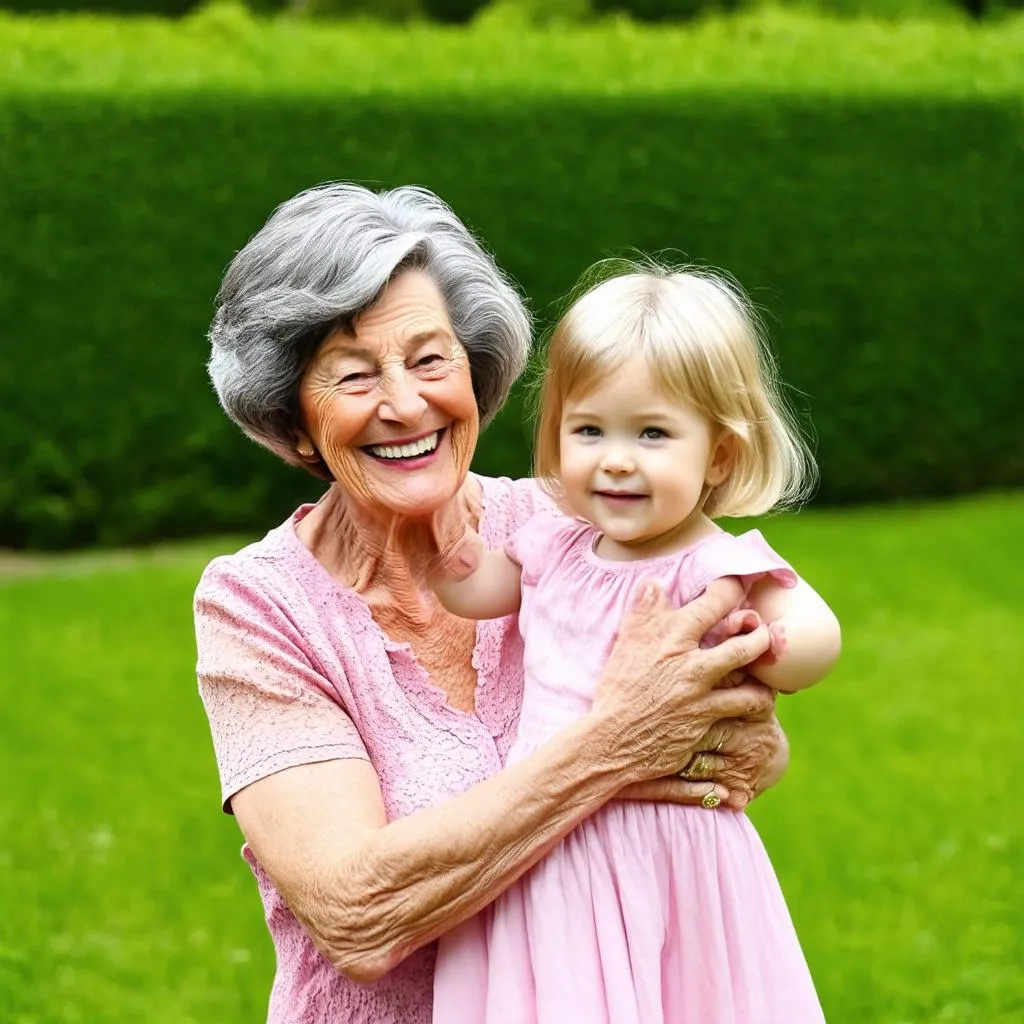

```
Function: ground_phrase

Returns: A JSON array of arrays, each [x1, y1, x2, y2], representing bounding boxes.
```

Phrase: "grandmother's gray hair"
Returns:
[[207, 182, 532, 474]]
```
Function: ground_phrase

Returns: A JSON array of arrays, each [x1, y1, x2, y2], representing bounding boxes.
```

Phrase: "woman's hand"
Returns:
[[625, 596, 790, 811], [696, 670, 789, 808], [590, 577, 775, 790], [623, 689, 789, 810], [618, 694, 788, 811]]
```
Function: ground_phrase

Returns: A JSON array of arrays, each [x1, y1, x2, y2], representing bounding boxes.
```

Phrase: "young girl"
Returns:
[[430, 263, 840, 1023]]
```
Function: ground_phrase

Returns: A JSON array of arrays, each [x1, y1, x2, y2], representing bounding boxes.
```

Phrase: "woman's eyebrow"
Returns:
[[402, 328, 452, 348], [325, 343, 374, 361], [319, 329, 451, 363]]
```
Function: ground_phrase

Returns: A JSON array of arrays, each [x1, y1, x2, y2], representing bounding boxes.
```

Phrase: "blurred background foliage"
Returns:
[[1, 1, 1022, 549], [3, 0, 1024, 18]]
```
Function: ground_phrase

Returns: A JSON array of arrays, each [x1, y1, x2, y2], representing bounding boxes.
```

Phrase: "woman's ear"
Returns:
[[705, 429, 737, 487], [295, 429, 317, 461]]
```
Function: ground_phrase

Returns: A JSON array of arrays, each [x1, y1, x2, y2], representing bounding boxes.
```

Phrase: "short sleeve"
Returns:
[[685, 529, 798, 601], [476, 474, 557, 550], [194, 557, 369, 813], [503, 509, 581, 586]]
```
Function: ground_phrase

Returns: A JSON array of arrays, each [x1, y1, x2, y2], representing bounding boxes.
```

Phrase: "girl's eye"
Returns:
[[575, 425, 602, 437], [640, 427, 667, 440]]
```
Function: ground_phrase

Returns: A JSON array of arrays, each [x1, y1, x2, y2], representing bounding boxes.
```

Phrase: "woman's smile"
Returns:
[[362, 427, 447, 470]]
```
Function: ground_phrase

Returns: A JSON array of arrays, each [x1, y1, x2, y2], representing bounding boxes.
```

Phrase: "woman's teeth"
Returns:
[[366, 431, 441, 460]]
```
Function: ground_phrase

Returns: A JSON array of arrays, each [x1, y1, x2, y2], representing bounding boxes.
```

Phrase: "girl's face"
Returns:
[[558, 356, 733, 559], [297, 270, 479, 520]]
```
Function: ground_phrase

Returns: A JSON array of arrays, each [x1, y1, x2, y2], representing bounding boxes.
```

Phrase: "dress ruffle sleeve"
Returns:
[[683, 529, 798, 603], [194, 557, 369, 813], [503, 509, 584, 586]]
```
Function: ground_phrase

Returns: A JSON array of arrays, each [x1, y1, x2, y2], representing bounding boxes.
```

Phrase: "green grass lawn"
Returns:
[[1, 492, 1022, 1023]]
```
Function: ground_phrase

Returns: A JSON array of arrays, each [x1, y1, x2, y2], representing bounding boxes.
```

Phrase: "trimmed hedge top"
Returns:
[[2, 7, 1023, 97]]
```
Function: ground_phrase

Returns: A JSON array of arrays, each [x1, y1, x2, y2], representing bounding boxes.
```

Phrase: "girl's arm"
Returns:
[[430, 529, 523, 620], [744, 576, 842, 693]]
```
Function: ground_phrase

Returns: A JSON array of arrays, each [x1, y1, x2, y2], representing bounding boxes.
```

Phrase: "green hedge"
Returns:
[[0, 1, 201, 13], [1, 10, 1023, 548]]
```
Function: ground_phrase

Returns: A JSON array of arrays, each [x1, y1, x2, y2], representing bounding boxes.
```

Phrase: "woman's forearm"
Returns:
[[255, 710, 639, 983]]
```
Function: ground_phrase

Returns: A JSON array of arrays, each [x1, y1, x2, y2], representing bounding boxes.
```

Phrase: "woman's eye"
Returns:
[[415, 353, 444, 368], [340, 371, 371, 385], [640, 427, 667, 440]]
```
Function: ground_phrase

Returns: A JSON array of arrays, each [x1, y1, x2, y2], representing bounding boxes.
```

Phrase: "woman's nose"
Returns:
[[379, 370, 429, 424]]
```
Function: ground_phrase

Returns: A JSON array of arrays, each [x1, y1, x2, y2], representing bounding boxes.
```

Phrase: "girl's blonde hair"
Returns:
[[533, 260, 817, 518]]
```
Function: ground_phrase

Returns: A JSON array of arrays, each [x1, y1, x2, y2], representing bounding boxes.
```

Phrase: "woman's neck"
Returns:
[[296, 477, 483, 622]]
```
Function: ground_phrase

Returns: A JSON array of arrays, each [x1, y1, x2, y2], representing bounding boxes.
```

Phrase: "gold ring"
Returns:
[[680, 752, 713, 780], [701, 789, 721, 809]]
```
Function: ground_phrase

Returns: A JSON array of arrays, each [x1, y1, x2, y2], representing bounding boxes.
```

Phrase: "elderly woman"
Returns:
[[195, 182, 786, 1024]]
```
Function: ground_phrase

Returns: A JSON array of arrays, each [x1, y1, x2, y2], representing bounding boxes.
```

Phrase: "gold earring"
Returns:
[[296, 440, 315, 460]]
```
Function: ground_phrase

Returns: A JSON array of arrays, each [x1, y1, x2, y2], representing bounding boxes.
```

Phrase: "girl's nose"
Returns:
[[600, 447, 635, 474]]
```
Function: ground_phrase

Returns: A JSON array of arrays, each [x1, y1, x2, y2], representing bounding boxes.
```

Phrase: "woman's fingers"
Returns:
[[603, 583, 676, 676], [720, 668, 752, 689], [617, 776, 730, 809], [596, 580, 778, 785], [700, 681, 775, 721], [696, 623, 773, 681], [672, 576, 748, 647], [693, 716, 787, 810], [676, 751, 728, 781], [757, 718, 790, 793], [620, 581, 674, 639]]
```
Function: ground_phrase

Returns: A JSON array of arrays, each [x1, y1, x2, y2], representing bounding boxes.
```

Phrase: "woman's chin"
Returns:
[[359, 462, 466, 519]]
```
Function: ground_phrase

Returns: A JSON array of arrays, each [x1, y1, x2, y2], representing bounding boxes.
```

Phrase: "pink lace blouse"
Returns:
[[194, 475, 547, 1024]]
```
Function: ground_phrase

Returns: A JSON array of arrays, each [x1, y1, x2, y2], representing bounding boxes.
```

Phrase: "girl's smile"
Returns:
[[558, 357, 734, 561]]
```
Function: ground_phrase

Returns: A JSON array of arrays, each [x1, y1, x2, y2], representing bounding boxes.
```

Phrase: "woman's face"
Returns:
[[298, 270, 480, 519]]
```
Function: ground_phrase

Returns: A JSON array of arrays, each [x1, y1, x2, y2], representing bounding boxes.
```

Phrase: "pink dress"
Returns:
[[433, 511, 826, 1024]]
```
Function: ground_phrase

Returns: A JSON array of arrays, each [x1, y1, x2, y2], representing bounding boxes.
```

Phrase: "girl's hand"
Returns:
[[415, 483, 482, 580], [429, 525, 485, 582], [591, 578, 775, 789]]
